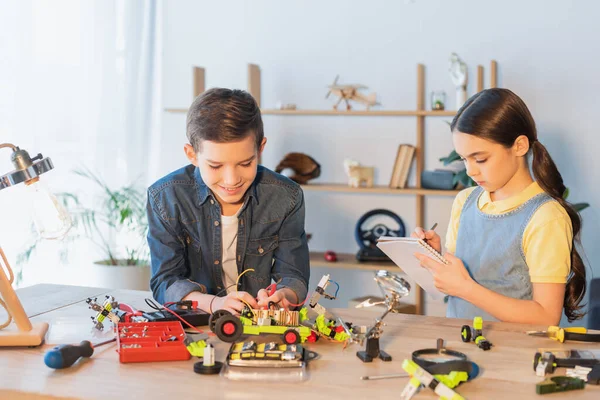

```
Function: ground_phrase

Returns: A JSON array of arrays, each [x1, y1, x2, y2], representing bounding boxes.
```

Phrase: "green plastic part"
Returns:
[[434, 371, 469, 389], [186, 340, 207, 357], [536, 377, 585, 395], [299, 307, 309, 322]]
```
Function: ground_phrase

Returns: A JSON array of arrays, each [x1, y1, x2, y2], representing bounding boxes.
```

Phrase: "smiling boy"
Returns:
[[147, 88, 310, 314]]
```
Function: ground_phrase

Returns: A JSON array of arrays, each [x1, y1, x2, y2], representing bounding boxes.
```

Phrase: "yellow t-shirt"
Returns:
[[445, 182, 572, 283]]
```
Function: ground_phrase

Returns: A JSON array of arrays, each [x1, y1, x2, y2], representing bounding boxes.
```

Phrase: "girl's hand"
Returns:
[[414, 251, 473, 298], [211, 291, 258, 315], [411, 226, 442, 254]]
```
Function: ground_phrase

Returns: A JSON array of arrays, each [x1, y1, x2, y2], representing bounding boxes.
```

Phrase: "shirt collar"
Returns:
[[194, 166, 260, 207], [478, 181, 543, 212]]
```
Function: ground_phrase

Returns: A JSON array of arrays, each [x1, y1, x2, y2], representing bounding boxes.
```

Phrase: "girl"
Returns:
[[413, 88, 586, 325]]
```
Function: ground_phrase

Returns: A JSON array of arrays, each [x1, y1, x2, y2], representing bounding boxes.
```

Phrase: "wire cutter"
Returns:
[[526, 326, 600, 343]]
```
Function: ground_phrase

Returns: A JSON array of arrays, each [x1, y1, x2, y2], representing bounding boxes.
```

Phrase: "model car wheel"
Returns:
[[215, 314, 243, 342], [282, 329, 300, 344], [460, 325, 471, 342], [209, 309, 233, 333]]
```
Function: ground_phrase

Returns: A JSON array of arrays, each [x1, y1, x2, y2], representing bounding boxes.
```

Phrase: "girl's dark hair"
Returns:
[[186, 88, 264, 152], [451, 88, 586, 321]]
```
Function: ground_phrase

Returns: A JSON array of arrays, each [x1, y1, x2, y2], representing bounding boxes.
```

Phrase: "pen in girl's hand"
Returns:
[[423, 223, 437, 244]]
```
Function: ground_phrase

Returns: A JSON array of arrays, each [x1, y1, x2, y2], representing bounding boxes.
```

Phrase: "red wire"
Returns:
[[160, 303, 204, 334], [286, 296, 308, 308], [265, 283, 277, 296]]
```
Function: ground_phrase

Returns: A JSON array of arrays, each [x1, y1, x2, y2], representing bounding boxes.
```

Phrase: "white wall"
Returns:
[[160, 0, 600, 324]]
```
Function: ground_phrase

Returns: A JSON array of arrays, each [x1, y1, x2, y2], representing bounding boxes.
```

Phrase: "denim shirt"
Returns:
[[147, 164, 310, 304]]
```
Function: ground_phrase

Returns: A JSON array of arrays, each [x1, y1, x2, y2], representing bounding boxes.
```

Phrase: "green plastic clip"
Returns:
[[186, 340, 207, 357], [536, 376, 585, 395]]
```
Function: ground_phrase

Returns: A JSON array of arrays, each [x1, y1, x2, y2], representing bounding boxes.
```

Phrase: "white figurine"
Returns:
[[449, 53, 468, 109], [344, 159, 374, 188]]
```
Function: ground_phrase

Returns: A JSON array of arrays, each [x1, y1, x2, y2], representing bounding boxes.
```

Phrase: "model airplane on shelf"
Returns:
[[326, 75, 380, 111]]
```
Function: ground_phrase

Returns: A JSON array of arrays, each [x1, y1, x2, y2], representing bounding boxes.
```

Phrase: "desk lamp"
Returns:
[[0, 143, 71, 346]]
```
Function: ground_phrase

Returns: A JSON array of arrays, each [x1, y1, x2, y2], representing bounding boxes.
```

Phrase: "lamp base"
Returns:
[[0, 322, 49, 347]]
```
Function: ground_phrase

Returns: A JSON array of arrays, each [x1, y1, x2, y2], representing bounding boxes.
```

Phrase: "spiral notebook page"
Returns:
[[376, 236, 447, 300]]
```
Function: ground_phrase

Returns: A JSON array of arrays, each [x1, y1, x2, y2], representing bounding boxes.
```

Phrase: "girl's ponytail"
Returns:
[[532, 140, 586, 321]]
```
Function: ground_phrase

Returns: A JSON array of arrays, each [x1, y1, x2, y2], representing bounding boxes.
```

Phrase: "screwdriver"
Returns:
[[44, 338, 116, 369]]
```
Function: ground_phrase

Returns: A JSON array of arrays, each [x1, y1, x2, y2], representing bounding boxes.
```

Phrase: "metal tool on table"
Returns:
[[534, 349, 600, 376], [526, 325, 600, 343], [347, 270, 411, 362], [361, 373, 409, 380], [44, 338, 116, 369]]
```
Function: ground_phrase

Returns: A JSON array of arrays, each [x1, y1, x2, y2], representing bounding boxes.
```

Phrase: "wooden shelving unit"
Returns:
[[301, 183, 460, 196], [164, 61, 499, 316], [310, 252, 397, 271], [261, 109, 456, 116], [165, 108, 457, 116]]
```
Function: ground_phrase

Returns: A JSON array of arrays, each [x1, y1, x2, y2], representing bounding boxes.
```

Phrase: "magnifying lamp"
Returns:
[[0, 143, 71, 346]]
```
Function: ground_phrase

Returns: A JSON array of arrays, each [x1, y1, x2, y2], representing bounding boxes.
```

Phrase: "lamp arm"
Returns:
[[0, 143, 17, 151], [0, 246, 32, 331], [0, 244, 15, 329]]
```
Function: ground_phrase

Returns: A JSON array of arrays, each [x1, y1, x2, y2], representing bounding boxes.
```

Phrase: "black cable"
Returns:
[[145, 298, 162, 311]]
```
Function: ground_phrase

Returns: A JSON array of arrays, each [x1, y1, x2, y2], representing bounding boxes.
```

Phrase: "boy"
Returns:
[[147, 88, 310, 314]]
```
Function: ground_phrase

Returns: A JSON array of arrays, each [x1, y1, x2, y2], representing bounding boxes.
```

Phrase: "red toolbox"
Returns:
[[117, 321, 191, 363]]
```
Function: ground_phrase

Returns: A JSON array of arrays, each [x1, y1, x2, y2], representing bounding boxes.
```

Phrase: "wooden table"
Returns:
[[1, 284, 599, 399]]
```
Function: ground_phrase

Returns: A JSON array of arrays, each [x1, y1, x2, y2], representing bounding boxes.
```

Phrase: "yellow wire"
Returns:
[[235, 269, 256, 316], [235, 268, 255, 291]]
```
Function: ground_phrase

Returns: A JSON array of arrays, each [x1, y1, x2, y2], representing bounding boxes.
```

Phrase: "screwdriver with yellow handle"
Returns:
[[526, 326, 600, 343]]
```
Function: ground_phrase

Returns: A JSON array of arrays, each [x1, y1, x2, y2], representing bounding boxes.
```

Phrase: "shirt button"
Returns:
[[237, 255, 241, 261], [214, 260, 220, 265], [258, 246, 264, 254], [214, 221, 219, 226], [210, 199, 214, 204]]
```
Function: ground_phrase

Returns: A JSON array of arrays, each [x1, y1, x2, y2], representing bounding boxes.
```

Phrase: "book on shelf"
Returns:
[[389, 144, 415, 189]]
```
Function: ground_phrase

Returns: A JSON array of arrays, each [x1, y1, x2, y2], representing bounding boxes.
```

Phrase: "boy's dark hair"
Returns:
[[186, 88, 264, 152], [451, 88, 587, 322]]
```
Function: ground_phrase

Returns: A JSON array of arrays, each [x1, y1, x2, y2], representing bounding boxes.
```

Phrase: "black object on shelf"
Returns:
[[355, 209, 405, 262], [421, 169, 456, 190]]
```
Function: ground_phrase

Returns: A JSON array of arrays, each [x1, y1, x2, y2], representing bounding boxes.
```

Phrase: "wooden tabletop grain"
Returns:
[[1, 284, 598, 399]]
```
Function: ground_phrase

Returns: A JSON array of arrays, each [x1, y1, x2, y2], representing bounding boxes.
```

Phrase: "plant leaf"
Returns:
[[573, 203, 590, 212], [439, 150, 462, 166]]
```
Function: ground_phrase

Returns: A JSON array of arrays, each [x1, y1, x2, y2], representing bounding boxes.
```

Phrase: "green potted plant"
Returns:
[[439, 150, 590, 212], [18, 168, 151, 290]]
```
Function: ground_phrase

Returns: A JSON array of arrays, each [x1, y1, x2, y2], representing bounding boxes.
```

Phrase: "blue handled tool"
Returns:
[[44, 338, 116, 369]]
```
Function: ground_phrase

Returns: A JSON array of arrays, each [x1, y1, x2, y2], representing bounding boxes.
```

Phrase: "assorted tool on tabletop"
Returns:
[[38, 271, 600, 399]]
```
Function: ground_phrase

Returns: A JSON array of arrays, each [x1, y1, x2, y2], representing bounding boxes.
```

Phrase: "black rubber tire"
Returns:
[[461, 325, 471, 342], [282, 329, 300, 345], [214, 314, 243, 342], [208, 309, 232, 333]]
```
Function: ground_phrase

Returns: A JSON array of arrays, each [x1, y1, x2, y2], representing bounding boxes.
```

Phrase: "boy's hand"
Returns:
[[411, 226, 442, 254], [211, 291, 258, 315], [414, 251, 473, 298], [256, 288, 298, 310]]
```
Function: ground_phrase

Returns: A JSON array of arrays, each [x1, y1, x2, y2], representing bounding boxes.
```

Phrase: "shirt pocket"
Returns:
[[246, 235, 279, 257], [245, 235, 279, 286]]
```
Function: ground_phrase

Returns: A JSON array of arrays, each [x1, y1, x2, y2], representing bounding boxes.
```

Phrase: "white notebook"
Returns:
[[376, 236, 448, 300]]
